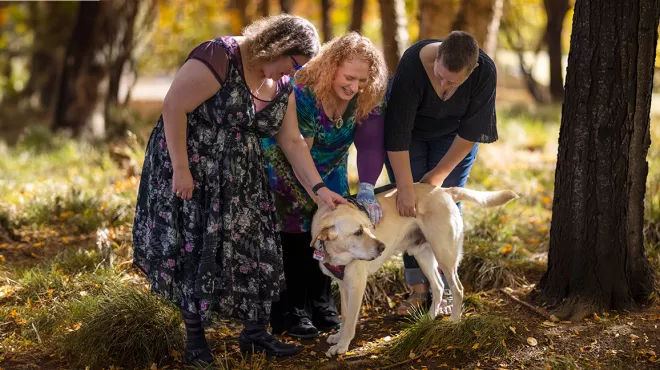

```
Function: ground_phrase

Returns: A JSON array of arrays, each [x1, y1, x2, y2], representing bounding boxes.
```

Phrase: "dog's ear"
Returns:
[[310, 226, 337, 247]]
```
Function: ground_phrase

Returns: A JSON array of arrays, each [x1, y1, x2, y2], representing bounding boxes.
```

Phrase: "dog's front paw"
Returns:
[[327, 333, 341, 344], [327, 343, 349, 356]]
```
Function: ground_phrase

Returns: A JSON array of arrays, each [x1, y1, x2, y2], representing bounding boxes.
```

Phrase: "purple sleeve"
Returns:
[[354, 111, 386, 186], [186, 39, 229, 85]]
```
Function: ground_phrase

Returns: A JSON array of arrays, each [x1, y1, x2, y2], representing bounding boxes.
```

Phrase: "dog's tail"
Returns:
[[444, 187, 519, 208]]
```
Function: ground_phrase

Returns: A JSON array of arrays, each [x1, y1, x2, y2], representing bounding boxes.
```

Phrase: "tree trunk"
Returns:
[[418, 0, 458, 40], [321, 0, 333, 42], [453, 0, 504, 55], [52, 1, 106, 137], [380, 0, 410, 73], [543, 0, 571, 102], [228, 0, 248, 35], [350, 0, 365, 33], [259, 0, 270, 17], [280, 0, 293, 13], [106, 1, 139, 108], [534, 0, 658, 320]]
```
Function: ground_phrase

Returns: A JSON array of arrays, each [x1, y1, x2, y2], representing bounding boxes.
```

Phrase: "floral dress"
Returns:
[[132, 37, 291, 323]]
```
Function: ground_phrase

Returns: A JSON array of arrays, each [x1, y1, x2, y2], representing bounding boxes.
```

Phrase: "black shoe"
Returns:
[[183, 346, 217, 367], [287, 317, 319, 338], [312, 308, 341, 331], [239, 330, 302, 357]]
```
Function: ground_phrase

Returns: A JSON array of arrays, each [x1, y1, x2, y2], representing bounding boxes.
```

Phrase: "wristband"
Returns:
[[312, 182, 327, 196]]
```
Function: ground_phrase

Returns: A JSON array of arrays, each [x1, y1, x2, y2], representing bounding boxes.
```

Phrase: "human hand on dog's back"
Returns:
[[357, 182, 383, 225], [396, 185, 417, 217]]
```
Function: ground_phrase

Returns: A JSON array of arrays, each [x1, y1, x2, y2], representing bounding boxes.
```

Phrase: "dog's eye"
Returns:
[[354, 228, 363, 236]]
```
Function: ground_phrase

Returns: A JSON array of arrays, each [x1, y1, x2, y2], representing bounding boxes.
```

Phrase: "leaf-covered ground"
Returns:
[[1, 100, 659, 369]]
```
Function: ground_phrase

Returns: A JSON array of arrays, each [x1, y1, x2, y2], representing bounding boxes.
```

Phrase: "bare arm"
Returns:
[[275, 94, 346, 208], [162, 59, 221, 171], [290, 137, 317, 203], [387, 151, 415, 189]]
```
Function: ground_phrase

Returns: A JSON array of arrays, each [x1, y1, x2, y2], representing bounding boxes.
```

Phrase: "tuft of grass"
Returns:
[[52, 247, 105, 274], [333, 257, 408, 310], [462, 292, 491, 313], [59, 283, 184, 369], [459, 254, 526, 292], [388, 312, 521, 361], [17, 265, 67, 301]]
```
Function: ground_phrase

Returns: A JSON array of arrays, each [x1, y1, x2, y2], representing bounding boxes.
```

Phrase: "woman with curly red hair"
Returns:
[[263, 32, 389, 338]]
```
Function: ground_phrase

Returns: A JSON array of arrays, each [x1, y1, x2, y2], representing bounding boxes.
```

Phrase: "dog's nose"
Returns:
[[377, 243, 385, 254]]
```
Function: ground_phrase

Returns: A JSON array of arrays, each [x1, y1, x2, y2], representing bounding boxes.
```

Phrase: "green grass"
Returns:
[[1, 105, 659, 368], [0, 125, 142, 232], [2, 246, 183, 369], [388, 311, 522, 361], [59, 283, 184, 369]]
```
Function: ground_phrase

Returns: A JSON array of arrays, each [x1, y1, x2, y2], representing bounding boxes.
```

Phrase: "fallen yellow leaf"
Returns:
[[527, 337, 538, 346], [472, 343, 480, 349], [500, 244, 513, 254]]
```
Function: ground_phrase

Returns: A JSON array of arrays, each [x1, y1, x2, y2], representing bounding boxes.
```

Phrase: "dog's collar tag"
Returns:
[[313, 249, 326, 261]]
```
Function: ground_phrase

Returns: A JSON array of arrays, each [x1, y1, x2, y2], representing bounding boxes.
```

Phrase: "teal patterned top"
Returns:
[[262, 80, 359, 233], [263, 78, 388, 233]]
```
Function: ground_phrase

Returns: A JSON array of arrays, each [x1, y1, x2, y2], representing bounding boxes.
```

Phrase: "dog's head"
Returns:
[[310, 203, 386, 265]]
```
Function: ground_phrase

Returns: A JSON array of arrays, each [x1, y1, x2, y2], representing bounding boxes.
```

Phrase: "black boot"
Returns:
[[312, 306, 341, 331], [239, 321, 302, 357], [180, 309, 216, 366], [287, 317, 319, 338]]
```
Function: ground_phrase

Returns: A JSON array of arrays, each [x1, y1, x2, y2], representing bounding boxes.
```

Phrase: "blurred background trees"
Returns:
[[0, 0, 657, 141]]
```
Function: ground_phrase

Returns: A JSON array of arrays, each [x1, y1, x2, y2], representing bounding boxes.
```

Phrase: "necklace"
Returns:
[[251, 78, 268, 98], [325, 100, 348, 128], [331, 115, 344, 128]]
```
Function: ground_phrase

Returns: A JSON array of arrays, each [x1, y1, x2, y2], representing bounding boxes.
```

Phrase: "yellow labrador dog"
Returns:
[[309, 183, 518, 355]]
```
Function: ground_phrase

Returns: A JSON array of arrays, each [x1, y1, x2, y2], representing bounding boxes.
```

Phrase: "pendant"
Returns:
[[334, 117, 344, 128]]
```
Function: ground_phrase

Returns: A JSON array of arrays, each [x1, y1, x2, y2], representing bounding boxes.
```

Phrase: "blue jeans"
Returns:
[[385, 134, 478, 287]]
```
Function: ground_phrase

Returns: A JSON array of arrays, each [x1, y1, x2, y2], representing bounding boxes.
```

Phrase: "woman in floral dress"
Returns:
[[263, 32, 389, 338], [132, 15, 346, 364]]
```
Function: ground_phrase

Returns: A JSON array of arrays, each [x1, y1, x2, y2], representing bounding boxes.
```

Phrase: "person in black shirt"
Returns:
[[384, 31, 498, 316]]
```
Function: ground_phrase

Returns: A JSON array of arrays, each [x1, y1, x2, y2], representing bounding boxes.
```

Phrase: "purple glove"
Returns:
[[356, 182, 382, 226]]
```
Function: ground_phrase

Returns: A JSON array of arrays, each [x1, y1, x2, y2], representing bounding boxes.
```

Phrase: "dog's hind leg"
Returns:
[[327, 264, 368, 356], [408, 244, 445, 319], [437, 262, 463, 321], [418, 220, 464, 321]]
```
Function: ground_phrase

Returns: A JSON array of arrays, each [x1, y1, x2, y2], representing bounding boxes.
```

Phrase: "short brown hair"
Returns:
[[436, 31, 479, 72], [242, 14, 321, 62]]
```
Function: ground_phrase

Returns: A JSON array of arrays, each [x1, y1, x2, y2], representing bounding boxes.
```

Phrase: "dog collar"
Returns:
[[313, 241, 346, 280], [323, 263, 346, 280]]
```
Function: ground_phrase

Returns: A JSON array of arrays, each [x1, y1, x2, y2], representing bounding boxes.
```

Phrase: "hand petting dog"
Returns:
[[356, 182, 382, 226]]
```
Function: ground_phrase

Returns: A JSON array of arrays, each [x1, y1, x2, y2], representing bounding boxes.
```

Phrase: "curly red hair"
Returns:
[[294, 32, 388, 121]]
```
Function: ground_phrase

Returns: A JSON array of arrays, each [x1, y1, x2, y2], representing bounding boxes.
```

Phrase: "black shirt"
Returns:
[[384, 39, 498, 151]]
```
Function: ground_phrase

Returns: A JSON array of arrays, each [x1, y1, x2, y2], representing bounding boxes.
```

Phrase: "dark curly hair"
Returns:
[[436, 31, 479, 72], [242, 14, 321, 63]]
